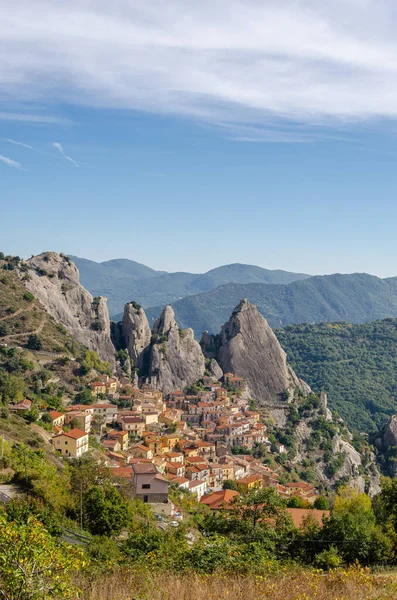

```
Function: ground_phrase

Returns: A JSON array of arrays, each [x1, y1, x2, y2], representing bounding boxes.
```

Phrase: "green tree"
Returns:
[[73, 388, 94, 405], [83, 485, 130, 536], [320, 486, 376, 563], [26, 334, 42, 351], [223, 480, 238, 491], [314, 495, 329, 510]]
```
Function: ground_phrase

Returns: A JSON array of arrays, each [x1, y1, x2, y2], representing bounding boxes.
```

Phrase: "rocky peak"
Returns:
[[216, 299, 306, 404], [23, 252, 115, 367], [147, 308, 205, 395], [121, 302, 151, 367], [153, 305, 177, 335]]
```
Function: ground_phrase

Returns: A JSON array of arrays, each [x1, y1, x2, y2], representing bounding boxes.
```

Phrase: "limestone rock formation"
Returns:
[[207, 358, 223, 380], [23, 252, 115, 366], [148, 306, 205, 395], [121, 302, 151, 368], [215, 299, 307, 404], [383, 415, 397, 448]]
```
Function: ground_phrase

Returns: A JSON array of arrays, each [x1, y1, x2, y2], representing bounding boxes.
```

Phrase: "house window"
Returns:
[[143, 495, 149, 503], [142, 484, 151, 489]]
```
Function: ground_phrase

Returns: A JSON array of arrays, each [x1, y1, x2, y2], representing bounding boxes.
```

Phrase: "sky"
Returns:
[[1, 1, 397, 277]]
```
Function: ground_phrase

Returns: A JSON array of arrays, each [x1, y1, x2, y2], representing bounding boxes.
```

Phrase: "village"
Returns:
[[7, 370, 322, 521]]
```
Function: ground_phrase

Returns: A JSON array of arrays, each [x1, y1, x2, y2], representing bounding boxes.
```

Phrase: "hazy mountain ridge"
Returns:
[[145, 273, 397, 333], [70, 255, 310, 318]]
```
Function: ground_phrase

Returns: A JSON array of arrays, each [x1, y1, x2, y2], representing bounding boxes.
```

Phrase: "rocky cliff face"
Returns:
[[121, 302, 151, 369], [147, 306, 205, 394], [23, 252, 115, 366], [211, 299, 307, 404]]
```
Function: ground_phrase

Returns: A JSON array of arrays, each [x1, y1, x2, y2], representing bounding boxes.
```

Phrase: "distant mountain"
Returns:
[[145, 273, 397, 334], [69, 256, 310, 319], [99, 258, 164, 280], [277, 319, 397, 433]]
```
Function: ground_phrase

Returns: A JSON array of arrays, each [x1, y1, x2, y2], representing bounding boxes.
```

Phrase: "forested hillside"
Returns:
[[147, 273, 397, 333], [277, 319, 397, 432]]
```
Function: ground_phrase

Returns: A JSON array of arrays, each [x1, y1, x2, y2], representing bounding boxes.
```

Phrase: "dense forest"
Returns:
[[277, 319, 397, 433]]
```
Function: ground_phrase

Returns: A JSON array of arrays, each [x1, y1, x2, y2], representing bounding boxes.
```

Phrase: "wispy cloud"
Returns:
[[6, 138, 37, 151], [0, 112, 68, 124], [0, 155, 22, 169], [1, 2, 397, 138], [52, 142, 79, 166]]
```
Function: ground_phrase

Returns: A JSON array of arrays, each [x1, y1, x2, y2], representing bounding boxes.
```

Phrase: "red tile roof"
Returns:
[[54, 428, 87, 440]]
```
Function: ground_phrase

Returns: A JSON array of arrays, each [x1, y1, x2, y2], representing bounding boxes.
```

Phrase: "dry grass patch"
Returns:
[[77, 567, 397, 600]]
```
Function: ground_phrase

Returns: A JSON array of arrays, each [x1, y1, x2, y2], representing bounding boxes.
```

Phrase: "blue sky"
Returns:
[[1, 1, 397, 276]]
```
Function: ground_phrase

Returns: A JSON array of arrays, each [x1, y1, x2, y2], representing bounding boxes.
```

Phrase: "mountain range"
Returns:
[[70, 256, 397, 335], [70, 255, 310, 319]]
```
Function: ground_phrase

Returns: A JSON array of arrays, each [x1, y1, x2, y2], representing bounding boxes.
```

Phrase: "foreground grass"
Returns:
[[77, 566, 397, 600]]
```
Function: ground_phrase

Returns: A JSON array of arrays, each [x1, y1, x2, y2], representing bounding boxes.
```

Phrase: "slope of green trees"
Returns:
[[277, 319, 397, 432]]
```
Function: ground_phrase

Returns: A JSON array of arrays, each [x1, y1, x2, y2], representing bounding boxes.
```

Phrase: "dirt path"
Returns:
[[0, 303, 35, 322], [2, 314, 46, 340]]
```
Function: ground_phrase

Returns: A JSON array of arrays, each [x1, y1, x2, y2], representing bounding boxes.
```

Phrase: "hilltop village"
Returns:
[[16, 371, 319, 513]]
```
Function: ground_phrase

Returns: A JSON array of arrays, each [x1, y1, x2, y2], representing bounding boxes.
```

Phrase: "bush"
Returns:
[[0, 323, 9, 337], [27, 334, 43, 351], [23, 291, 35, 302], [314, 546, 342, 570]]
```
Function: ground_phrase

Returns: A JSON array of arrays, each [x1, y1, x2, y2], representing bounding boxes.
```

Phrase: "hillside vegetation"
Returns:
[[277, 319, 397, 432], [146, 273, 397, 333]]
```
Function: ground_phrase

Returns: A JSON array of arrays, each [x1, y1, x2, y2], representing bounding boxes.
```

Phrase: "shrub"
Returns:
[[23, 291, 35, 302], [27, 334, 43, 351], [314, 546, 342, 570]]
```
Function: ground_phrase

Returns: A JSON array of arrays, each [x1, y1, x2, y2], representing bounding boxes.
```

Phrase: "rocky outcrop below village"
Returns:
[[21, 252, 116, 366], [201, 299, 309, 404]]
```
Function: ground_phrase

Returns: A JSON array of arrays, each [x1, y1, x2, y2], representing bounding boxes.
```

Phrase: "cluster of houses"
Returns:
[[32, 373, 318, 509]]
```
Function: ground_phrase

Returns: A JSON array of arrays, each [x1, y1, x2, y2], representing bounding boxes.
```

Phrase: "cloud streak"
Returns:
[[6, 138, 36, 151], [0, 154, 22, 169], [52, 142, 79, 166], [1, 1, 397, 136]]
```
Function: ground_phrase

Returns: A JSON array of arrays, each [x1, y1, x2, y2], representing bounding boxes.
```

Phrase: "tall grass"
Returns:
[[77, 566, 397, 600]]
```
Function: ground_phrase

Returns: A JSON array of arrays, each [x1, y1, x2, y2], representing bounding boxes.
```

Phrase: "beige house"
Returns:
[[49, 410, 65, 428], [129, 444, 153, 460], [118, 416, 145, 437], [65, 411, 92, 433], [109, 430, 129, 451], [90, 382, 107, 396], [52, 429, 89, 458], [92, 403, 118, 424], [132, 463, 169, 503], [143, 411, 159, 426]]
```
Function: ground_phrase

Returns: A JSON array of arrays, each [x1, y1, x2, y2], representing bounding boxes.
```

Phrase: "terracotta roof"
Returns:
[[109, 430, 128, 437], [189, 480, 205, 489], [171, 476, 189, 485], [131, 444, 151, 452], [286, 508, 329, 529], [54, 428, 87, 440], [238, 474, 262, 485], [120, 416, 144, 423], [200, 489, 239, 508], [110, 467, 133, 479], [131, 463, 158, 474], [50, 410, 64, 420]]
